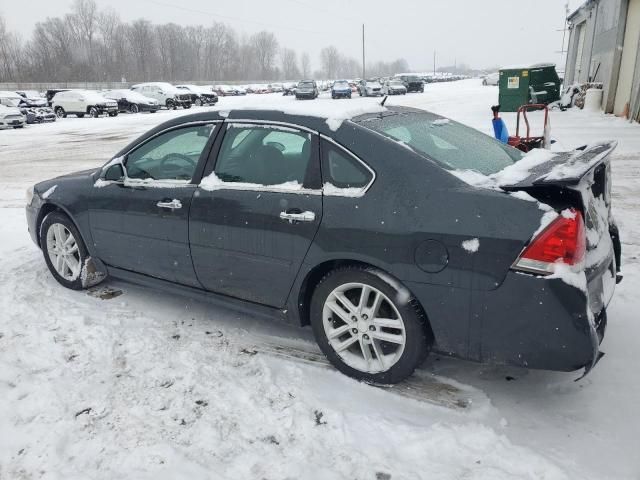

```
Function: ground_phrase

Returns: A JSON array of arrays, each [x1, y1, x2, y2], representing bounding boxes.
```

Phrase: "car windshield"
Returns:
[[359, 111, 522, 175], [298, 82, 314, 87], [334, 81, 349, 88], [2, 98, 21, 107]]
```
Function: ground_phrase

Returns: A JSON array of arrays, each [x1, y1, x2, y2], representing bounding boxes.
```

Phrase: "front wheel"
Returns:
[[89, 107, 99, 118], [40, 211, 89, 290], [55, 107, 66, 119], [130, 103, 140, 114], [166, 99, 175, 110], [310, 267, 431, 384]]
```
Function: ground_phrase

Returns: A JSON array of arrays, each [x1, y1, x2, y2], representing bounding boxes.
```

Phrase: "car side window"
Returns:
[[125, 124, 215, 181], [322, 141, 372, 189], [214, 125, 313, 186]]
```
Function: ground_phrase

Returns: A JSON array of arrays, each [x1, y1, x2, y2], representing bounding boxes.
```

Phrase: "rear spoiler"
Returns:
[[500, 141, 617, 189]]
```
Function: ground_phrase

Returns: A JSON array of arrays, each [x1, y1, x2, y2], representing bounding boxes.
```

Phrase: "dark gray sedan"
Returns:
[[25, 106, 621, 384]]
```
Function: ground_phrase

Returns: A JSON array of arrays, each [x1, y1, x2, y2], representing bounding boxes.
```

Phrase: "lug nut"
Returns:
[[352, 328, 358, 334], [363, 334, 370, 341], [351, 316, 357, 322], [369, 325, 375, 331], [362, 314, 368, 320]]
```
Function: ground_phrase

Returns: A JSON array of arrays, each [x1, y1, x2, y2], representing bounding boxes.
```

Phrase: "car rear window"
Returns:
[[358, 112, 522, 175]]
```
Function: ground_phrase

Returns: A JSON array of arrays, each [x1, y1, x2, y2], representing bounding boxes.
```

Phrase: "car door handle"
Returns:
[[279, 210, 316, 223], [157, 199, 182, 210]]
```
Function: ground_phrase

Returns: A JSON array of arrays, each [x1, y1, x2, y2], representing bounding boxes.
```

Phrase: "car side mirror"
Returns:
[[104, 163, 125, 182]]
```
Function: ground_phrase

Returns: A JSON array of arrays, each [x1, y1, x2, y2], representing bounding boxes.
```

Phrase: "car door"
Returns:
[[189, 121, 322, 308], [89, 121, 219, 286]]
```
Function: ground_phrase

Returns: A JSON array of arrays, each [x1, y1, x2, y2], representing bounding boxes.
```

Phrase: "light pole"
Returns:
[[362, 24, 366, 79]]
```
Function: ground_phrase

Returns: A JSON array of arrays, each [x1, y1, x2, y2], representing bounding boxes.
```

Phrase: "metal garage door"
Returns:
[[614, 0, 640, 117]]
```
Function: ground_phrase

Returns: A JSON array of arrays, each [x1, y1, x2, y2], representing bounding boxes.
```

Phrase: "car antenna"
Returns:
[[380, 95, 388, 107]]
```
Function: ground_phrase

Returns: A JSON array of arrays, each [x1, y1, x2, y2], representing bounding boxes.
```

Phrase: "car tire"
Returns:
[[13, 125, 24, 129], [77, 113, 85, 118], [89, 107, 99, 118], [108, 111, 118, 117], [195, 98, 202, 106], [39, 211, 89, 291], [130, 104, 140, 114], [55, 107, 66, 119], [150, 110, 157, 113], [166, 99, 175, 110], [184, 103, 192, 109], [310, 266, 431, 384]]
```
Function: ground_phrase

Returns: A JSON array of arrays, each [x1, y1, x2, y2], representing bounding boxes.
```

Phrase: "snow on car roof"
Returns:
[[216, 100, 387, 131]]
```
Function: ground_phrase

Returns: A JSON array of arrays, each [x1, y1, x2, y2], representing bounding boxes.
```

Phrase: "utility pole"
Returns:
[[362, 24, 366, 79], [433, 50, 436, 76]]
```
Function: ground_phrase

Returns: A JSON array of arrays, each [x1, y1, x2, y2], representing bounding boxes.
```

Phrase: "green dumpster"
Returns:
[[498, 63, 561, 111]]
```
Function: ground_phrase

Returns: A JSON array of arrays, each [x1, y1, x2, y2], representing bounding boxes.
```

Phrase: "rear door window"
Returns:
[[322, 140, 373, 190], [213, 124, 314, 186]]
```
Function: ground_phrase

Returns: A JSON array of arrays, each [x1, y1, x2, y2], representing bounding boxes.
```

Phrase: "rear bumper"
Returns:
[[408, 257, 615, 373]]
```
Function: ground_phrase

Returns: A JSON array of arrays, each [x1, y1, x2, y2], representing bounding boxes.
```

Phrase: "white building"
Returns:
[[564, 0, 640, 121]]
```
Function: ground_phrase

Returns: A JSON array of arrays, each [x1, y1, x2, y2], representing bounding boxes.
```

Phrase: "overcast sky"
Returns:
[[1, 0, 585, 72]]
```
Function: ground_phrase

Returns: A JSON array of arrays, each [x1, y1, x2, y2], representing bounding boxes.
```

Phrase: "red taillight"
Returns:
[[512, 209, 586, 275]]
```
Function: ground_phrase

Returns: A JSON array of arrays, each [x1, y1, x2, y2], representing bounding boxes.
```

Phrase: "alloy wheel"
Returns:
[[46, 223, 81, 281], [322, 282, 406, 373]]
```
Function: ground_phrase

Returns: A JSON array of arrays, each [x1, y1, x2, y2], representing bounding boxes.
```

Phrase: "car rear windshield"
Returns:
[[359, 112, 522, 175]]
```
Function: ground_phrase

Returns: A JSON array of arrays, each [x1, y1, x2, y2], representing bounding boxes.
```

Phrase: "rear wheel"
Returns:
[[310, 267, 431, 384], [130, 103, 139, 114], [40, 211, 89, 290], [89, 106, 99, 118]]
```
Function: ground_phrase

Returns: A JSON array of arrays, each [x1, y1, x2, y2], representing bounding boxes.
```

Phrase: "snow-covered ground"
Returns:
[[1, 79, 639, 479]]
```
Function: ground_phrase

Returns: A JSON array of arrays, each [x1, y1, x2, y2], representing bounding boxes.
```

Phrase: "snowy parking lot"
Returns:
[[1, 79, 639, 479]]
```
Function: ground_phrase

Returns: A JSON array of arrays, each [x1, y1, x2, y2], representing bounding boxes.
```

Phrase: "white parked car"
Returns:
[[130, 82, 192, 109], [52, 90, 119, 118], [0, 104, 26, 129], [483, 72, 500, 86], [103, 89, 159, 113], [382, 80, 408, 95], [358, 80, 383, 97]]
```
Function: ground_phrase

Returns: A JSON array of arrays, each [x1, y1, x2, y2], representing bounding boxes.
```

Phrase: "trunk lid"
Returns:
[[501, 142, 620, 313]]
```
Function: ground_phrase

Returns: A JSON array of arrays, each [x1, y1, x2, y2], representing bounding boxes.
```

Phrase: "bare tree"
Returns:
[[320, 46, 341, 79], [0, 4, 410, 83], [251, 31, 278, 80], [280, 47, 299, 80], [300, 52, 311, 78]]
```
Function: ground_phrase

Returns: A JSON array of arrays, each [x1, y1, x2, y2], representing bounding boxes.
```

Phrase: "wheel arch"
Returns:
[[36, 202, 85, 249], [295, 259, 434, 341]]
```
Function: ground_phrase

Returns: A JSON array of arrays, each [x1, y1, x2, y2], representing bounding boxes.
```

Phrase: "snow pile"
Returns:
[[42, 185, 57, 199], [200, 172, 310, 194], [323, 183, 365, 197], [462, 238, 480, 253], [431, 118, 451, 126]]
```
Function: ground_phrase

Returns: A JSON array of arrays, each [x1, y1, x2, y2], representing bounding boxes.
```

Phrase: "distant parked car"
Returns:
[[331, 80, 352, 99], [395, 75, 424, 93], [131, 82, 191, 109], [1, 90, 56, 124], [382, 80, 407, 95], [295, 80, 318, 99], [176, 85, 219, 106], [282, 83, 297, 96], [483, 72, 500, 86], [215, 85, 238, 96], [358, 80, 383, 97], [51, 90, 118, 118], [0, 103, 26, 129], [103, 89, 159, 113]]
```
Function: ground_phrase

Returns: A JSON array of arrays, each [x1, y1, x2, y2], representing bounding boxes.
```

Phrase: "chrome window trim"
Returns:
[[319, 133, 376, 198], [225, 118, 317, 134]]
